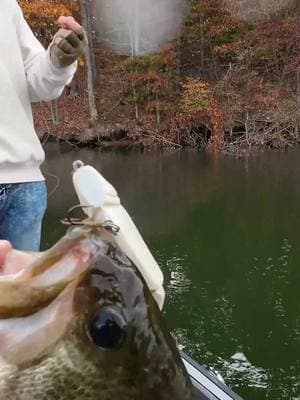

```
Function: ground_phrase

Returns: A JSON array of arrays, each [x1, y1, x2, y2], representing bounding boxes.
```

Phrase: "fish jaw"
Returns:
[[0, 227, 103, 317], [0, 283, 77, 365]]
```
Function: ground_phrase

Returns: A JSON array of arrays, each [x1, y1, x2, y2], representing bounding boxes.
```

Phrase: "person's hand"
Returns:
[[50, 16, 88, 68], [0, 240, 38, 275]]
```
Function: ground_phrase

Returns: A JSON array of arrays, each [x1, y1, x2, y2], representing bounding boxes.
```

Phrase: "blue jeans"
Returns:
[[0, 182, 47, 251]]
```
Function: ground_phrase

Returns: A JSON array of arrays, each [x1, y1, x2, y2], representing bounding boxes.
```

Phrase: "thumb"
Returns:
[[57, 16, 83, 34]]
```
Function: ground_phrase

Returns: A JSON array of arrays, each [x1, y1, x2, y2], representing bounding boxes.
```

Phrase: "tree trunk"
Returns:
[[80, 0, 98, 125]]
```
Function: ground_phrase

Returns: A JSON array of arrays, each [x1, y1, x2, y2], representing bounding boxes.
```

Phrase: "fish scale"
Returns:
[[2, 343, 137, 399]]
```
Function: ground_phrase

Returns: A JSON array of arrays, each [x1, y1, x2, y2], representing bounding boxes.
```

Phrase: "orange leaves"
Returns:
[[206, 100, 225, 152], [212, 41, 241, 59], [130, 71, 172, 93], [167, 77, 225, 150], [18, 0, 79, 43], [120, 49, 177, 121], [181, 78, 210, 114], [205, 16, 242, 40], [121, 46, 177, 74], [182, 0, 249, 67], [19, 0, 70, 25]]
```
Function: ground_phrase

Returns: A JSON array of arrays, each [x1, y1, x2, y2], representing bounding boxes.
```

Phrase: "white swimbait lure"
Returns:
[[72, 161, 165, 309]]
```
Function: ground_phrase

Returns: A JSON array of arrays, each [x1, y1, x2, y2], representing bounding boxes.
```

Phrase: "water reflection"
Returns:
[[157, 252, 192, 296], [240, 238, 300, 398], [220, 353, 268, 389], [166, 237, 300, 399], [42, 146, 300, 400]]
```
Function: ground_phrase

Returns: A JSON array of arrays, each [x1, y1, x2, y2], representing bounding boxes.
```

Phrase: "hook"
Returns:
[[61, 205, 120, 235]]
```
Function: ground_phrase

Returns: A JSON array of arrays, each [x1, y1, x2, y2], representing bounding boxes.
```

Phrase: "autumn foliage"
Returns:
[[19, 0, 72, 43], [20, 0, 300, 151], [19, 0, 69, 23]]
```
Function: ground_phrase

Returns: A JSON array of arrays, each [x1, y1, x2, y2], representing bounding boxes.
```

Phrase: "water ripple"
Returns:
[[158, 252, 192, 298]]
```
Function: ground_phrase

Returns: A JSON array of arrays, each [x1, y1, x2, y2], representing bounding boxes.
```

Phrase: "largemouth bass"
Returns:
[[0, 225, 195, 399]]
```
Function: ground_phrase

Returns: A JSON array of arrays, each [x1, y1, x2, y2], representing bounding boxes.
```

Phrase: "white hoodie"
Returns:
[[0, 0, 76, 183]]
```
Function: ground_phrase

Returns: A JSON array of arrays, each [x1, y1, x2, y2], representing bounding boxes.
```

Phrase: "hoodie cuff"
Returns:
[[46, 49, 77, 84]]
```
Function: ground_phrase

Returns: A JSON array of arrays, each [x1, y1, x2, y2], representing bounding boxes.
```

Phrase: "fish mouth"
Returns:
[[0, 229, 103, 318], [0, 281, 79, 366]]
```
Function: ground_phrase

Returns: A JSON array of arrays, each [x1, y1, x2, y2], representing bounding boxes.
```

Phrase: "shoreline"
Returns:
[[39, 124, 300, 154]]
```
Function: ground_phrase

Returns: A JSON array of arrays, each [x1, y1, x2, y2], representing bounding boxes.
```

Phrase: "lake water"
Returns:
[[42, 144, 300, 400]]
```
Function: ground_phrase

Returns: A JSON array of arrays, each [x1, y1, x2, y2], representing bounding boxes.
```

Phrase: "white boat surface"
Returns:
[[181, 352, 244, 400]]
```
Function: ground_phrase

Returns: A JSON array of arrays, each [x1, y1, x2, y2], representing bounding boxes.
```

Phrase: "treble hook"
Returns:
[[61, 205, 120, 235], [61, 204, 91, 226]]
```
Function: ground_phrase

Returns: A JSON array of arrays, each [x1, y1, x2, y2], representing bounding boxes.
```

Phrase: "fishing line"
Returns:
[[43, 170, 60, 198]]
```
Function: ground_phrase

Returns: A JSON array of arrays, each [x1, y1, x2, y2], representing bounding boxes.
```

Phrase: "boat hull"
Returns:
[[181, 352, 243, 400]]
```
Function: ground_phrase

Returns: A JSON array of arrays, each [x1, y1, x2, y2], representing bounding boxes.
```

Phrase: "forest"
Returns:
[[20, 0, 300, 152]]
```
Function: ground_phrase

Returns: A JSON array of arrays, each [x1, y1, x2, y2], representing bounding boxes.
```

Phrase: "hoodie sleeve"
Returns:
[[14, 2, 77, 103]]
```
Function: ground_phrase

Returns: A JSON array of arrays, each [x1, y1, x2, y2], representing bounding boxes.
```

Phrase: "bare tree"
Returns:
[[80, 0, 98, 125]]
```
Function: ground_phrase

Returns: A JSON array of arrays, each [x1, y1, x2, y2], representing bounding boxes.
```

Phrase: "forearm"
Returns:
[[25, 49, 77, 103], [14, 2, 76, 102]]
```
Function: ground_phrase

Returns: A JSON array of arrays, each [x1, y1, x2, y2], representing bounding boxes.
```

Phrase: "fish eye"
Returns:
[[87, 307, 127, 350]]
